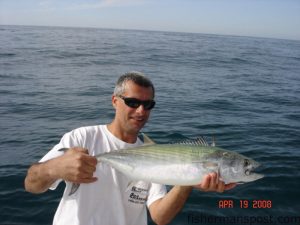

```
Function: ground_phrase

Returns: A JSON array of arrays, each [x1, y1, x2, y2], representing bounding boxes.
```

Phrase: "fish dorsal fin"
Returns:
[[177, 136, 209, 146], [140, 133, 156, 145], [195, 137, 209, 146]]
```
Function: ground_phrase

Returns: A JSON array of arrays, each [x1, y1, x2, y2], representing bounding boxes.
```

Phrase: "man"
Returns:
[[25, 71, 235, 225]]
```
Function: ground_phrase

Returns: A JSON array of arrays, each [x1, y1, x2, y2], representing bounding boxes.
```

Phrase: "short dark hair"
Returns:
[[114, 71, 155, 97]]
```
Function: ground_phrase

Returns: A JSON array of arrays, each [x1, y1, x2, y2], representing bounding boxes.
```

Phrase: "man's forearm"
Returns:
[[149, 186, 193, 225], [24, 148, 98, 194], [24, 160, 58, 194], [149, 173, 236, 225]]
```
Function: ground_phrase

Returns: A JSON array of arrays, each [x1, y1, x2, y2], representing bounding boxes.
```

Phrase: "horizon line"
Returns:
[[1, 23, 299, 42]]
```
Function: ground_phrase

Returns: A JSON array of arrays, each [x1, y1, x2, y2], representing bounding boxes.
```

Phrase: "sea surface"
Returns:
[[0, 25, 299, 225]]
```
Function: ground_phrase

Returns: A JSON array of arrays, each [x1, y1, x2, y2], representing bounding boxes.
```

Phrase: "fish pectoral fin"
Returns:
[[140, 133, 156, 145], [202, 162, 219, 172], [202, 162, 221, 183], [192, 161, 219, 172]]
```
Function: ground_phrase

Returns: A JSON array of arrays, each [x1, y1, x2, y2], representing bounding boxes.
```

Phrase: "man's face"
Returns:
[[112, 81, 154, 135]]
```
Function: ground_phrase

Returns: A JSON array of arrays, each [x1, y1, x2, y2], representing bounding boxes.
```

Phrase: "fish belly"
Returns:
[[104, 157, 206, 185], [132, 163, 207, 185]]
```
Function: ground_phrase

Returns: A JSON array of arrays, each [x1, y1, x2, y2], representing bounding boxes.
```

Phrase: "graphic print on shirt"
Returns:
[[126, 181, 150, 205]]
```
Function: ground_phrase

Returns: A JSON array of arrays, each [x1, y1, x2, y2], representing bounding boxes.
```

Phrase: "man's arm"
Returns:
[[148, 173, 236, 225], [24, 147, 98, 194]]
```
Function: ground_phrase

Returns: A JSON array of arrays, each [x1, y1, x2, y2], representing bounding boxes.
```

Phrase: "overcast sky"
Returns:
[[1, 0, 300, 40]]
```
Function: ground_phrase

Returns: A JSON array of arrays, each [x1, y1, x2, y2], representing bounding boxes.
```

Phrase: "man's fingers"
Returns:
[[85, 155, 98, 167], [77, 176, 98, 184], [75, 169, 98, 183], [209, 173, 217, 189], [224, 183, 237, 191], [69, 147, 98, 168], [193, 172, 237, 193], [59, 147, 98, 184], [200, 174, 211, 190], [69, 147, 89, 154], [82, 163, 97, 173], [73, 148, 98, 167], [217, 181, 225, 193]]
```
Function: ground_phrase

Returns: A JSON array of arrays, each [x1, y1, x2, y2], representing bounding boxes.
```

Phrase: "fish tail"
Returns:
[[69, 183, 80, 196]]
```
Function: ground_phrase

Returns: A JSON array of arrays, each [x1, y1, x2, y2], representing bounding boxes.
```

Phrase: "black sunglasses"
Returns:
[[118, 95, 155, 110]]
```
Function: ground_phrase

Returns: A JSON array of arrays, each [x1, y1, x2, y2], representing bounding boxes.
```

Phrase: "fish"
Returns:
[[61, 134, 264, 195]]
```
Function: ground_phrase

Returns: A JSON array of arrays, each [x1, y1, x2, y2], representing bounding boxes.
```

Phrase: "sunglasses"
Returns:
[[118, 95, 156, 110]]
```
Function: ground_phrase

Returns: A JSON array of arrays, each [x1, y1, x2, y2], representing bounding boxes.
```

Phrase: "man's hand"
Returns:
[[193, 172, 236, 193], [148, 172, 236, 225], [25, 147, 98, 194], [54, 147, 98, 184]]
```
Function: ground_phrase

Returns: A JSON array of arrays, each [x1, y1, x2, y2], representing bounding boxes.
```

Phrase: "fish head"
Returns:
[[219, 151, 264, 184]]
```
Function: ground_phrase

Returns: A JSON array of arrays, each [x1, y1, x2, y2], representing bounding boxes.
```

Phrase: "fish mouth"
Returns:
[[245, 169, 251, 176], [245, 159, 262, 176], [245, 168, 264, 180]]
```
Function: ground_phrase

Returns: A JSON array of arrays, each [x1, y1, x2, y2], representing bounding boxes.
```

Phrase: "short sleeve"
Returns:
[[146, 183, 167, 208]]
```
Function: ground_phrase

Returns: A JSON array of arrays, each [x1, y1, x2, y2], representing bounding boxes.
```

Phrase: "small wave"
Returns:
[[0, 53, 17, 57]]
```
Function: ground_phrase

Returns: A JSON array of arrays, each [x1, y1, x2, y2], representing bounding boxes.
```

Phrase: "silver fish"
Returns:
[[63, 134, 264, 195]]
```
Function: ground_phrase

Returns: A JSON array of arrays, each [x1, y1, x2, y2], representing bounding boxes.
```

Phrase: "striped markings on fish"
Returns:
[[60, 134, 264, 195]]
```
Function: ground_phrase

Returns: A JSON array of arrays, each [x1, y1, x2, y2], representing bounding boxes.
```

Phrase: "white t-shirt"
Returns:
[[40, 125, 167, 225]]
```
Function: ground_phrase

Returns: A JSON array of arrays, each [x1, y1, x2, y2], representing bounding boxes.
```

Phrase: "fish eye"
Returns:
[[244, 159, 250, 167]]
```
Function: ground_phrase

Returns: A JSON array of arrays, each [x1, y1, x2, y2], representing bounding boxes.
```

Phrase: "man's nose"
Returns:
[[135, 104, 146, 113]]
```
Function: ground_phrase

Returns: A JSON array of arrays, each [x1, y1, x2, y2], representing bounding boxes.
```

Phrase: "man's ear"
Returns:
[[112, 95, 117, 109]]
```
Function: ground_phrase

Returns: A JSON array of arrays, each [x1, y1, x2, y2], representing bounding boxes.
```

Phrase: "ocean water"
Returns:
[[0, 25, 299, 225]]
